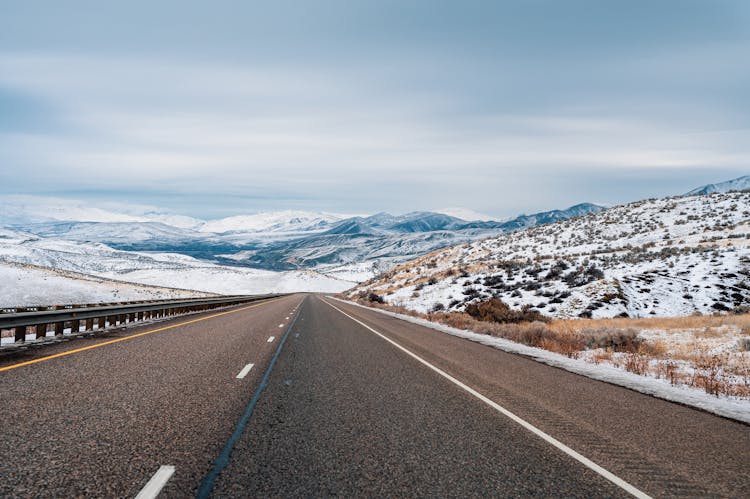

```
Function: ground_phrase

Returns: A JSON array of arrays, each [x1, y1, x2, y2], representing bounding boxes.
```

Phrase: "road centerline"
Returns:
[[196, 296, 306, 499], [236, 363, 255, 379], [322, 298, 651, 499], [135, 465, 175, 499]]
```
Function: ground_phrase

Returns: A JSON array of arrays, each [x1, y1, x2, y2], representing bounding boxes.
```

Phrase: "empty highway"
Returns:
[[1, 294, 748, 497]]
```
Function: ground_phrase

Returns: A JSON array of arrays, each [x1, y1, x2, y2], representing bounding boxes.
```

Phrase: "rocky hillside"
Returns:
[[346, 191, 750, 319]]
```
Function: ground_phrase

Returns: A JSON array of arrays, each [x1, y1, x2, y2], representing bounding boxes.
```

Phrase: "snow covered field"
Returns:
[[0, 228, 354, 306], [0, 261, 210, 308]]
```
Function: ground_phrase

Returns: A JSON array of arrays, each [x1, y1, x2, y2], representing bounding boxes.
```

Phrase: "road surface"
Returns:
[[1, 294, 748, 497]]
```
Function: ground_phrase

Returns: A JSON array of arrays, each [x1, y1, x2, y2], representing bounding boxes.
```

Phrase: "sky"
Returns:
[[1, 0, 749, 218]]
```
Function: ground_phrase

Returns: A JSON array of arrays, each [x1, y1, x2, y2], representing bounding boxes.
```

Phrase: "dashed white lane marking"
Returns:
[[135, 465, 175, 499], [285, 317, 290, 320], [267, 336, 276, 343], [323, 299, 651, 499], [236, 363, 254, 379], [278, 324, 284, 328]]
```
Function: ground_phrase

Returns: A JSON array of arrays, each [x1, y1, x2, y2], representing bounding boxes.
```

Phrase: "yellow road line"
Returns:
[[0, 298, 284, 373]]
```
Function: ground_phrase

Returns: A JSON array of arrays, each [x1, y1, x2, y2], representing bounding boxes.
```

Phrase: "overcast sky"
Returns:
[[1, 0, 749, 218]]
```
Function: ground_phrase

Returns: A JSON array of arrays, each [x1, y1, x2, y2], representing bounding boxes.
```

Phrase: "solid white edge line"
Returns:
[[135, 465, 175, 499], [236, 363, 255, 379], [322, 299, 651, 499], [267, 336, 275, 342]]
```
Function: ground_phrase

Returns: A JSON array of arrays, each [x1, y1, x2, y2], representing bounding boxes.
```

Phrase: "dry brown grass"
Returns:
[[555, 313, 750, 333]]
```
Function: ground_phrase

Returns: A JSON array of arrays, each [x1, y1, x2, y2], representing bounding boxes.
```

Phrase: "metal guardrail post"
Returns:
[[14, 326, 25, 343]]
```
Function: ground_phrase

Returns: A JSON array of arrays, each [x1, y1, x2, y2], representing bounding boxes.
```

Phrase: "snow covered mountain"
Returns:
[[3, 196, 604, 278], [223, 204, 606, 275], [347, 191, 750, 319], [434, 208, 499, 222], [686, 175, 750, 196], [198, 210, 348, 235]]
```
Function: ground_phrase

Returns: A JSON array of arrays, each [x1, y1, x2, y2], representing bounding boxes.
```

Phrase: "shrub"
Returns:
[[368, 292, 385, 304], [564, 264, 605, 287], [580, 327, 643, 352], [465, 298, 550, 324]]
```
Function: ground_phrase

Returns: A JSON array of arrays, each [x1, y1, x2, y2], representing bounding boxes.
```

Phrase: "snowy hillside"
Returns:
[[24, 221, 218, 247], [686, 175, 750, 196], [0, 261, 210, 308], [347, 191, 750, 319], [0, 229, 353, 304]]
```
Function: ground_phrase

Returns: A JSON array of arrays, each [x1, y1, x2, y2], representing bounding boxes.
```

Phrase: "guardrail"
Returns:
[[0, 294, 281, 348]]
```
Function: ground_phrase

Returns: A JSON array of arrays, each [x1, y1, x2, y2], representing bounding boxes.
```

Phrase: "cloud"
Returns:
[[0, 1, 749, 216]]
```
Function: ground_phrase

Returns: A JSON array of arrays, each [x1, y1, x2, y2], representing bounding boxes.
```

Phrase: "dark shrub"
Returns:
[[465, 298, 550, 324], [368, 292, 385, 304], [484, 274, 504, 287], [564, 264, 605, 288]]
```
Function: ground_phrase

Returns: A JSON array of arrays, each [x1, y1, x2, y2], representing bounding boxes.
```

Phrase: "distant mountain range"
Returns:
[[0, 196, 605, 276], [685, 175, 750, 196], [231, 204, 605, 272], [1, 176, 743, 285]]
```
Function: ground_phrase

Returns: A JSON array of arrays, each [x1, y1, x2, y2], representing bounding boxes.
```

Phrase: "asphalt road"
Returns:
[[0, 295, 304, 497], [2, 293, 749, 497]]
